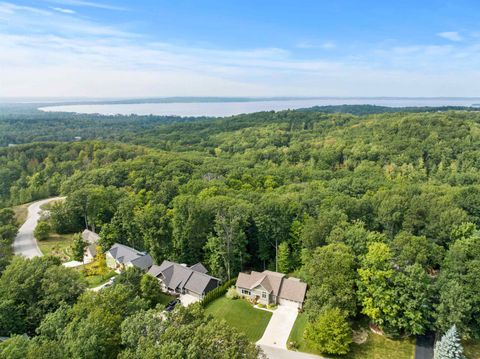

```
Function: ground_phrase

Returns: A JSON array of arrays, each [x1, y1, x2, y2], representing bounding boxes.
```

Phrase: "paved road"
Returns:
[[12, 197, 65, 258], [260, 345, 325, 359], [415, 334, 434, 359]]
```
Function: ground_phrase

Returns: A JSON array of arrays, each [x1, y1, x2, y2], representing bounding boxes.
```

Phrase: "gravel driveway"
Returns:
[[13, 197, 65, 258]]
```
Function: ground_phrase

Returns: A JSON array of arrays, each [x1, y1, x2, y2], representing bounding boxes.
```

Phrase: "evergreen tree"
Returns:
[[434, 325, 465, 359]]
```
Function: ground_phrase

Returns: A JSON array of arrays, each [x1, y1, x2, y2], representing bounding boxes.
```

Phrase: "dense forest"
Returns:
[[1, 106, 480, 357]]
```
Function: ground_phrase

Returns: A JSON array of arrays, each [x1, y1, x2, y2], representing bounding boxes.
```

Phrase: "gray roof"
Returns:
[[82, 229, 100, 244], [190, 262, 208, 274], [148, 260, 219, 295], [107, 243, 153, 270], [236, 270, 307, 303]]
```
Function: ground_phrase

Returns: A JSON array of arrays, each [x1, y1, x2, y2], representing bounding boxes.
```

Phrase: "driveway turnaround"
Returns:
[[257, 305, 298, 348], [13, 197, 65, 258]]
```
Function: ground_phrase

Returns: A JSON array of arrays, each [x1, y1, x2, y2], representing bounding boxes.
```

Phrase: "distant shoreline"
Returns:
[[38, 97, 480, 117]]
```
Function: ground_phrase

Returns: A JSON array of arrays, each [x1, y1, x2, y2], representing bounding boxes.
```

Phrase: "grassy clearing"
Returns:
[[38, 233, 75, 262], [83, 270, 116, 288], [464, 341, 480, 359], [288, 313, 415, 359], [12, 202, 30, 226], [76, 259, 117, 288], [204, 296, 272, 342], [40, 199, 64, 211]]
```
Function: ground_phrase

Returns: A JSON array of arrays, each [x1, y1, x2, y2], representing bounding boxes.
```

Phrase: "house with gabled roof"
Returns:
[[235, 270, 307, 309], [106, 243, 153, 272], [148, 260, 220, 299], [82, 229, 99, 261]]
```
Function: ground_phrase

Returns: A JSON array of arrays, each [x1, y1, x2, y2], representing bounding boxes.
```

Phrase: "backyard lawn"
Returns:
[[38, 233, 75, 262], [82, 270, 116, 287], [204, 297, 272, 342], [288, 313, 415, 359], [76, 258, 116, 288]]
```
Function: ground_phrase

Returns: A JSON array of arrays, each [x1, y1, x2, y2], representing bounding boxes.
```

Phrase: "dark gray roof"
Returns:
[[148, 260, 219, 295], [108, 243, 153, 270], [190, 262, 208, 274]]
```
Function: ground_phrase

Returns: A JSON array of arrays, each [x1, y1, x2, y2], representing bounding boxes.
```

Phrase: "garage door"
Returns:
[[278, 298, 300, 309]]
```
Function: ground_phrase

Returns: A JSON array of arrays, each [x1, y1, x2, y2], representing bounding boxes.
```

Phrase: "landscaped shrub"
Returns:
[[226, 286, 239, 300], [200, 277, 237, 308], [257, 303, 266, 308], [267, 303, 277, 310], [34, 221, 50, 241]]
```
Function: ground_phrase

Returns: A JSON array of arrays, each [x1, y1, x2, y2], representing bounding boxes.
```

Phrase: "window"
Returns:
[[242, 289, 251, 295], [262, 292, 267, 299]]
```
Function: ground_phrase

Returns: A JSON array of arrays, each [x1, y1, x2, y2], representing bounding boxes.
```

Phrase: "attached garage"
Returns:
[[278, 297, 302, 309]]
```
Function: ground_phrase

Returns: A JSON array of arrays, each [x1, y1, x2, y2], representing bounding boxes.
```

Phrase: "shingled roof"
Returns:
[[107, 243, 153, 270], [236, 270, 307, 303], [148, 260, 219, 296]]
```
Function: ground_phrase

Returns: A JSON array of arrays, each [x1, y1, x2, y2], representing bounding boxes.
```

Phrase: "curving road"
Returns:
[[13, 197, 65, 258]]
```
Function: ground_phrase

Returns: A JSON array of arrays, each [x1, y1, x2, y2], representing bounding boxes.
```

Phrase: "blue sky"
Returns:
[[1, 0, 480, 97]]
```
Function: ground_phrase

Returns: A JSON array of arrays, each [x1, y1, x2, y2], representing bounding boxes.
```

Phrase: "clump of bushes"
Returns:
[[34, 221, 50, 241], [267, 303, 277, 310], [226, 286, 239, 300], [257, 303, 266, 308]]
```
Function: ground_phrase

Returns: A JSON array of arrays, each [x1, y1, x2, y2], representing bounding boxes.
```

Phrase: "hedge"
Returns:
[[200, 277, 237, 308]]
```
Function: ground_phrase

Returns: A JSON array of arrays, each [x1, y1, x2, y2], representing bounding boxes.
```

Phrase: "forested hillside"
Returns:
[[1, 108, 480, 356]]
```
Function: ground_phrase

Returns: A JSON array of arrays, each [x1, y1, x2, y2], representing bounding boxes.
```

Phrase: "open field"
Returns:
[[38, 233, 75, 262]]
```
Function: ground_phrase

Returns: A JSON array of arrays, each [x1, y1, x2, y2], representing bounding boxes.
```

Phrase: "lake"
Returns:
[[39, 98, 480, 117]]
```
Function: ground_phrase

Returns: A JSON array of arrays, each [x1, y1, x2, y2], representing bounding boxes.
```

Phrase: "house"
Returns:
[[81, 229, 99, 261], [148, 260, 220, 299], [235, 270, 307, 309], [106, 243, 153, 272]]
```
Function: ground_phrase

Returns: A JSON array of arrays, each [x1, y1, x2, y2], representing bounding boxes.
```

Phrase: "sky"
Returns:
[[1, 0, 480, 98]]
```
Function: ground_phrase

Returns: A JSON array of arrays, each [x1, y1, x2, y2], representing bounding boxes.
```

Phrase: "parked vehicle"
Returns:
[[165, 299, 180, 312]]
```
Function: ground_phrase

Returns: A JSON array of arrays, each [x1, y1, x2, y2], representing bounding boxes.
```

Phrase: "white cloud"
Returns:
[[44, 0, 125, 11], [296, 40, 336, 49], [0, 3, 480, 97], [437, 31, 463, 42], [51, 7, 76, 14]]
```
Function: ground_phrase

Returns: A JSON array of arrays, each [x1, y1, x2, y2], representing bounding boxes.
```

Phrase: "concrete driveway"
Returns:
[[260, 345, 325, 359], [13, 197, 65, 258], [180, 294, 200, 307], [257, 305, 298, 348]]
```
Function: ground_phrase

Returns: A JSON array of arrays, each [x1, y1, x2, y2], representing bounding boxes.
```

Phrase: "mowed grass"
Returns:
[[464, 341, 480, 359], [38, 233, 75, 262], [83, 270, 116, 287], [288, 313, 415, 359], [204, 297, 272, 342]]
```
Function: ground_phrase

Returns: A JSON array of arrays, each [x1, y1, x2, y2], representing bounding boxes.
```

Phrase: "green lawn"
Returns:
[[83, 270, 116, 288], [464, 341, 480, 359], [204, 297, 272, 342], [288, 313, 415, 359], [38, 233, 75, 262]]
